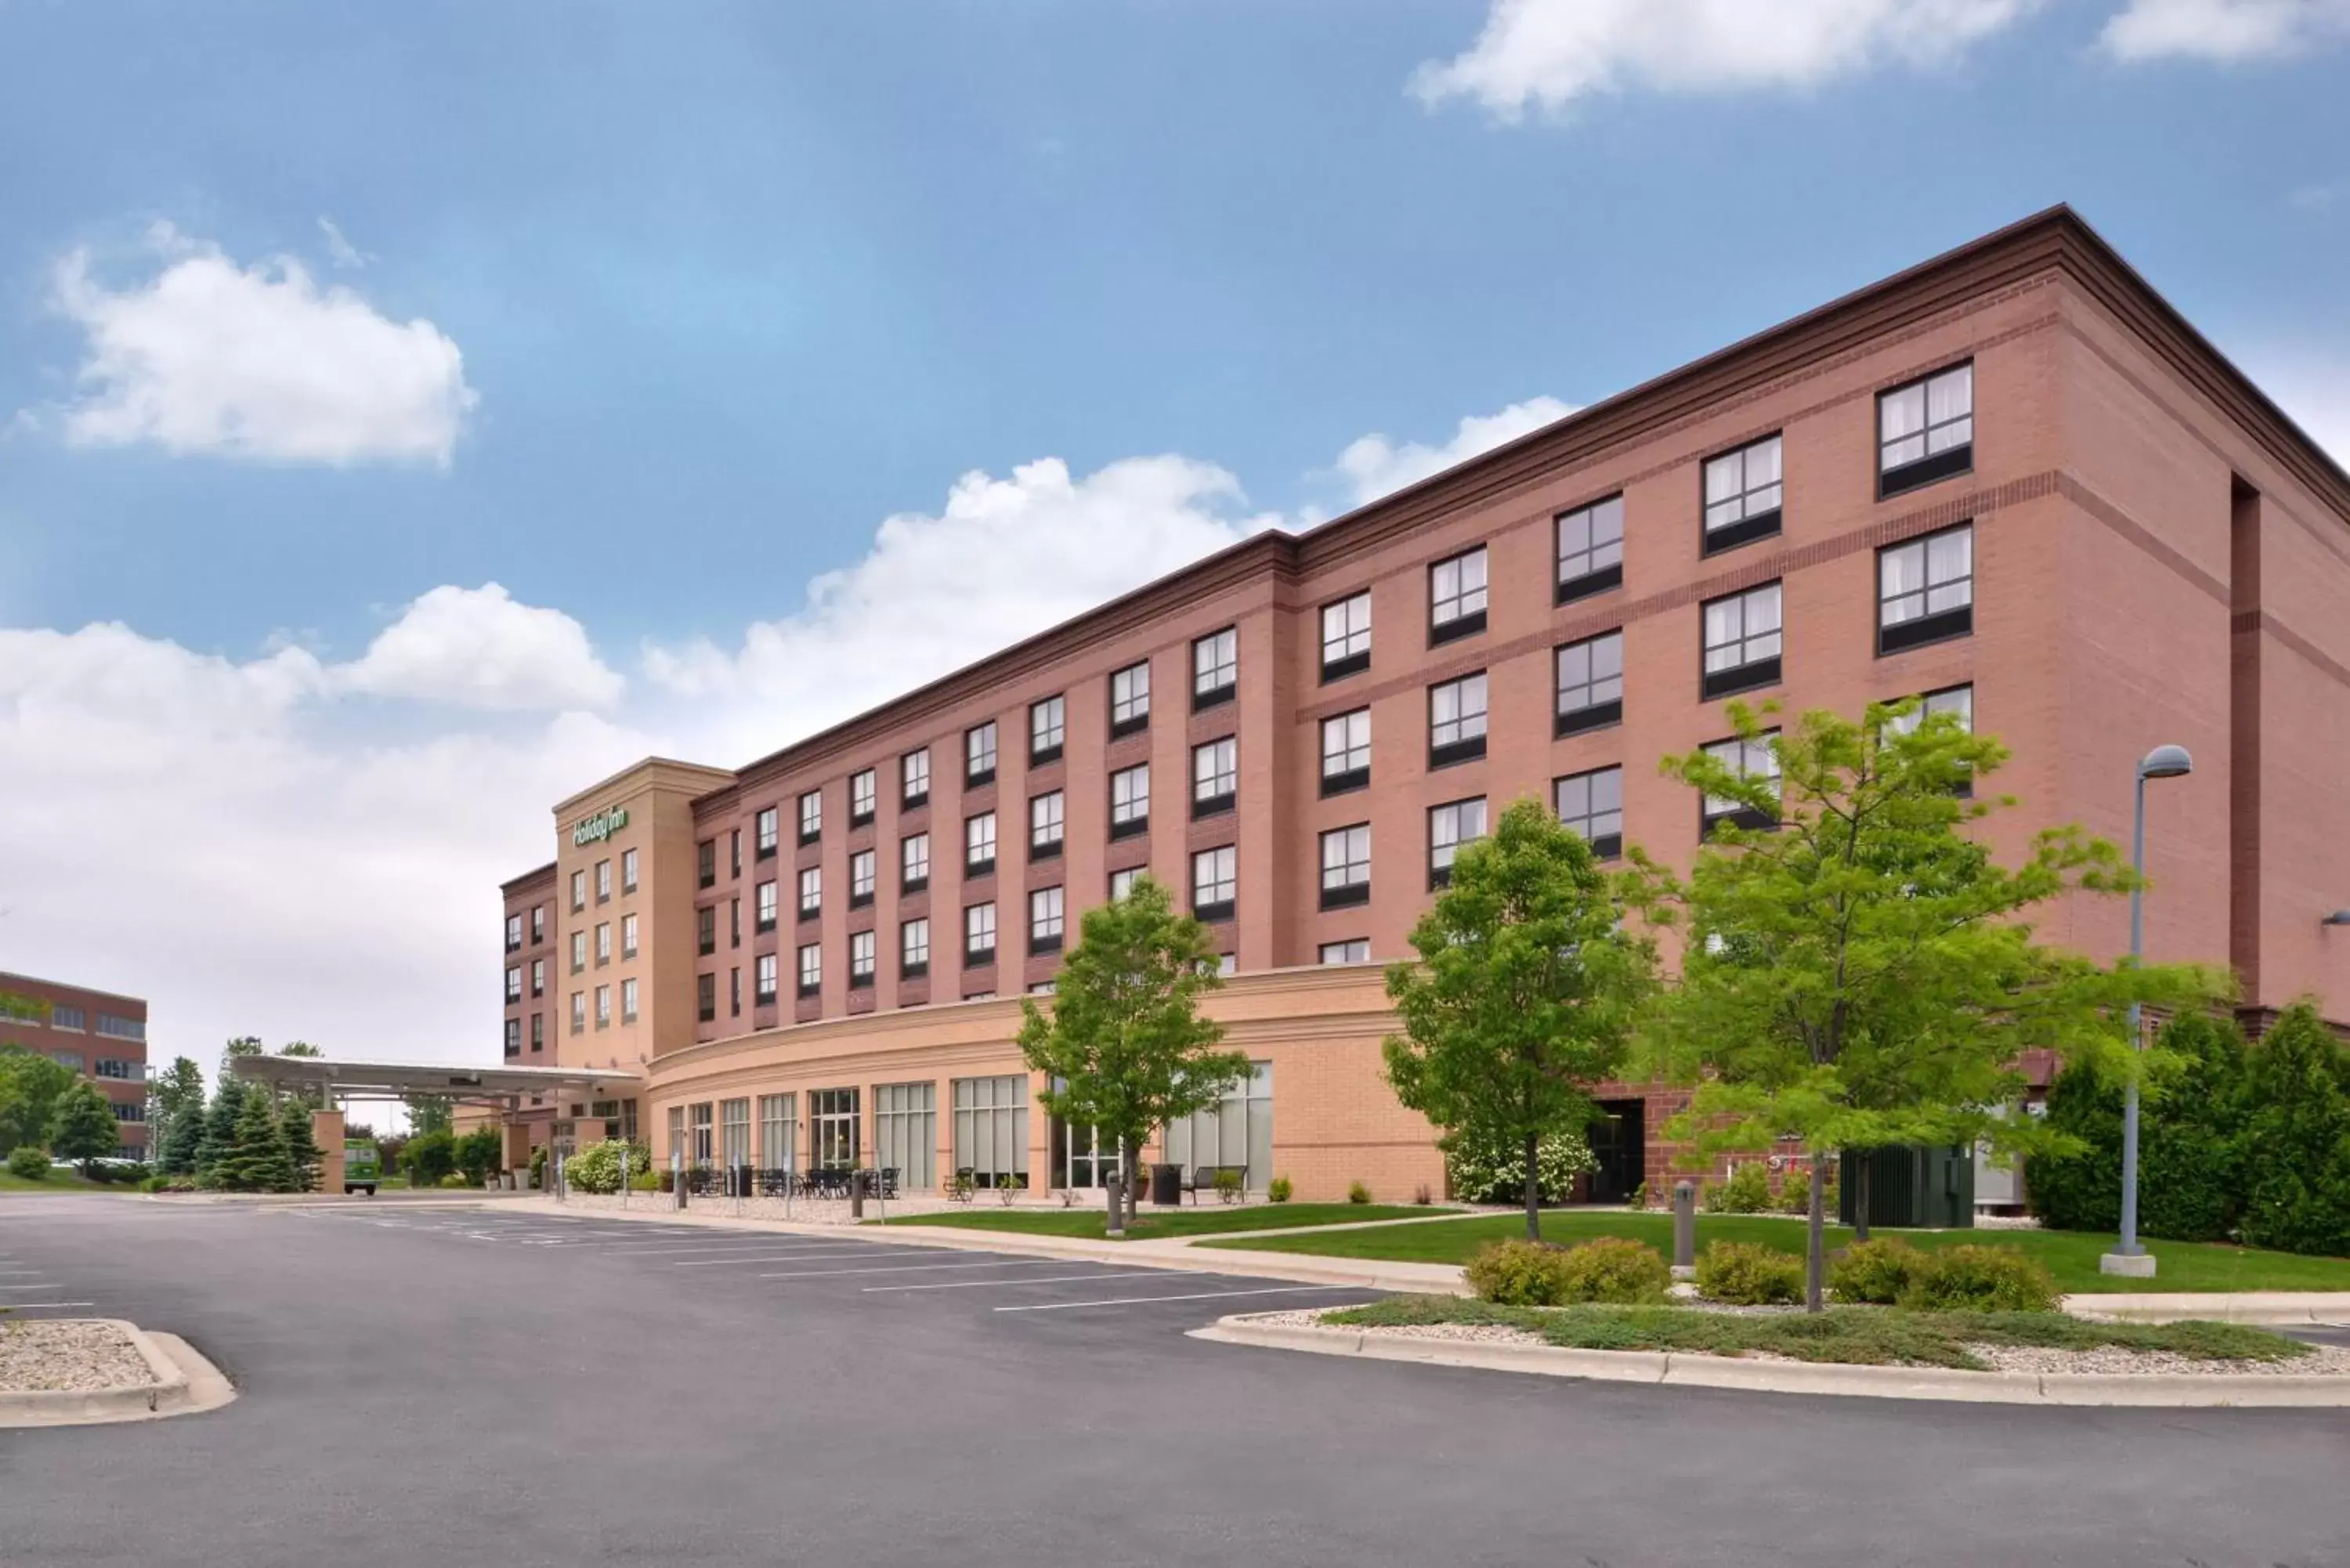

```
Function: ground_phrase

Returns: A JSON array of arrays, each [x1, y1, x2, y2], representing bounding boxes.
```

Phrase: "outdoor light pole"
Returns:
[[2103, 743, 2192, 1278]]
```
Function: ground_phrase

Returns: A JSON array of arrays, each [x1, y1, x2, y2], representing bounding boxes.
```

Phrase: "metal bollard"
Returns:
[[849, 1168, 866, 1220], [1672, 1180, 1697, 1277], [673, 1151, 686, 1210]]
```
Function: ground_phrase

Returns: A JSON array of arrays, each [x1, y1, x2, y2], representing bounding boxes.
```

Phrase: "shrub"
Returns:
[[1466, 1239, 1575, 1306], [628, 1169, 661, 1192], [1441, 1127, 1596, 1206], [1347, 1180, 1372, 1205], [1776, 1174, 1812, 1214], [1266, 1175, 1292, 1204], [529, 1145, 549, 1189], [1212, 1168, 1244, 1204], [1716, 1162, 1773, 1214], [564, 1139, 651, 1195], [1627, 1180, 1647, 1209], [1412, 1183, 1434, 1206], [83, 1160, 116, 1184], [454, 1126, 503, 1186], [1699, 1181, 1725, 1214], [1694, 1241, 1804, 1305], [437, 1172, 470, 1189], [2237, 1004, 2350, 1259], [6, 1145, 49, 1180], [139, 1173, 169, 1193], [1829, 1237, 1927, 1304], [1822, 1172, 1839, 1217], [1553, 1237, 1671, 1304], [1898, 1245, 2061, 1313], [400, 1129, 457, 1188]]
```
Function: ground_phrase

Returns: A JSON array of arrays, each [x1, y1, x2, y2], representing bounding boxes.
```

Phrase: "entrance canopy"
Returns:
[[231, 1055, 638, 1110]]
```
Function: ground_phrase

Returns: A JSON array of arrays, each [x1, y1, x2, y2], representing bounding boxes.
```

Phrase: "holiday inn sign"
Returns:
[[572, 807, 629, 847]]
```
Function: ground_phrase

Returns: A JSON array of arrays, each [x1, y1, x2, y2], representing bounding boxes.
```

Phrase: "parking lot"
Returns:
[[5, 1194, 2349, 1568]]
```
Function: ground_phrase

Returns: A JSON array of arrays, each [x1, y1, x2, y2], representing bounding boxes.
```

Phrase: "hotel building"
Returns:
[[0, 971, 151, 1158]]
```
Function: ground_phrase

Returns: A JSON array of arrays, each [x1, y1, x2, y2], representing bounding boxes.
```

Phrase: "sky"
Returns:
[[1, 0, 2345, 1079]]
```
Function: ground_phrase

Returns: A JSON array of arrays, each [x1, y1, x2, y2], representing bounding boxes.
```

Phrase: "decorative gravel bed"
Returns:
[[0, 1320, 155, 1394]]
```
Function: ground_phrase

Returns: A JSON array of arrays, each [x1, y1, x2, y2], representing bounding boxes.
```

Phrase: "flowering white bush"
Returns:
[[1442, 1127, 1597, 1205], [564, 1139, 649, 1194]]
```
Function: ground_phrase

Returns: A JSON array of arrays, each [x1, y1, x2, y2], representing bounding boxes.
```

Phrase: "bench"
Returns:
[[1185, 1165, 1252, 1205]]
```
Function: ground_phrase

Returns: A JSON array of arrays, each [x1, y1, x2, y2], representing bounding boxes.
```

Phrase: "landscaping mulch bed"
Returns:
[[0, 1320, 154, 1394]]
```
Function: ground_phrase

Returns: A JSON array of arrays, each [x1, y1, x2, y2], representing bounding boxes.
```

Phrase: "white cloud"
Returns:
[[1413, 0, 2039, 116], [338, 583, 624, 711], [317, 216, 370, 269], [1326, 396, 1577, 506], [45, 223, 476, 465], [2098, 0, 2350, 61]]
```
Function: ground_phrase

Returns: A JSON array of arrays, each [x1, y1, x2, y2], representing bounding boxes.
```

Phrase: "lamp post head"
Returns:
[[2324, 910, 2350, 927], [2138, 744, 2193, 780]]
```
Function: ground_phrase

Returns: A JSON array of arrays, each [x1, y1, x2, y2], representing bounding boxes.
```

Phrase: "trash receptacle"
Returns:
[[1150, 1162, 1183, 1207]]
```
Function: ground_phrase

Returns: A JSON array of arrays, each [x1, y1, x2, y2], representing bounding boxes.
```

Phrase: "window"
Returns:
[[49, 1006, 84, 1032], [721, 1098, 751, 1169], [729, 966, 741, 1017], [796, 943, 820, 996], [1878, 524, 1973, 653], [755, 880, 778, 932], [595, 922, 611, 965], [902, 917, 931, 977], [759, 1093, 796, 1172], [621, 847, 638, 893], [571, 930, 587, 974], [571, 992, 585, 1033], [798, 789, 822, 844], [953, 1075, 1030, 1189], [697, 840, 717, 889], [1319, 939, 1371, 965], [1319, 824, 1372, 909], [873, 1082, 936, 1190], [595, 860, 611, 902], [1109, 764, 1149, 837], [1320, 591, 1372, 681], [1703, 433, 1784, 551], [1556, 494, 1625, 603], [114, 1101, 146, 1124], [1029, 790, 1065, 858], [1163, 1060, 1272, 1191], [1192, 627, 1237, 707], [1554, 766, 1625, 860], [698, 972, 717, 1023], [755, 807, 779, 858], [757, 952, 781, 1003], [729, 831, 741, 878], [1321, 709, 1370, 796], [902, 748, 931, 807], [1110, 660, 1151, 735], [1429, 797, 1488, 888], [1429, 546, 1488, 643], [505, 913, 522, 952], [84, 1057, 127, 1080], [691, 1102, 714, 1165], [798, 866, 822, 919], [505, 966, 522, 1003], [850, 768, 877, 826], [1192, 737, 1237, 817], [1555, 630, 1625, 736], [1885, 684, 1976, 796], [570, 869, 587, 911], [1108, 866, 1141, 901], [1029, 695, 1065, 764], [1879, 362, 1973, 495], [1428, 672, 1488, 768], [966, 811, 997, 875], [531, 1013, 544, 1051], [530, 958, 545, 997], [1192, 845, 1237, 922], [594, 985, 611, 1028], [1701, 582, 1783, 699], [967, 721, 997, 785], [965, 902, 997, 963], [621, 977, 638, 1024], [1701, 733, 1781, 834], [730, 898, 741, 946], [49, 1050, 83, 1071], [621, 913, 638, 959], [850, 849, 877, 907], [902, 833, 931, 891], [1029, 887, 1065, 952], [812, 1088, 860, 1169], [849, 929, 877, 986]]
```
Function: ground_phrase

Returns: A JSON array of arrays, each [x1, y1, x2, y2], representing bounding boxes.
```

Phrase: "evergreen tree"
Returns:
[[278, 1096, 324, 1193], [48, 1083, 122, 1171], [195, 1079, 247, 1187], [2238, 1004, 2350, 1257], [158, 1087, 208, 1176], [218, 1085, 297, 1193], [148, 1057, 207, 1162]]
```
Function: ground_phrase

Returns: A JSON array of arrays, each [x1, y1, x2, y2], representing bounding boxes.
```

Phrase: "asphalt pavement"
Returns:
[[2, 1194, 2345, 1568]]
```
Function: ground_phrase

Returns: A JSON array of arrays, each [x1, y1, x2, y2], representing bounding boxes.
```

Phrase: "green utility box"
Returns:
[[344, 1138, 381, 1196], [1838, 1146, 1973, 1230]]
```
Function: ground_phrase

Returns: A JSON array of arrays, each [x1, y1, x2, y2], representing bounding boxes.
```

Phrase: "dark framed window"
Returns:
[[849, 768, 877, 827], [1191, 845, 1236, 923], [1701, 733, 1781, 835], [755, 880, 777, 934], [849, 930, 877, 988], [1555, 630, 1625, 736], [1320, 708, 1370, 797], [797, 866, 822, 919], [795, 945, 820, 998], [1556, 495, 1625, 604], [696, 974, 716, 1024], [1108, 866, 1141, 901], [756, 952, 779, 1004], [965, 811, 996, 876], [1191, 737, 1237, 818], [902, 747, 930, 807], [966, 721, 997, 786], [850, 849, 877, 908], [1877, 524, 1973, 654], [902, 833, 930, 892], [1029, 695, 1065, 765], [1319, 824, 1371, 909], [728, 831, 741, 878], [1429, 547, 1488, 645], [696, 841, 716, 890], [1320, 591, 1371, 681], [1192, 627, 1238, 710], [1428, 672, 1488, 768], [1553, 765, 1624, 861], [1028, 887, 1065, 953], [901, 918, 930, 977], [1702, 434, 1783, 554], [1110, 763, 1150, 839], [1878, 362, 1973, 497], [1318, 939, 1370, 965], [1701, 582, 1782, 699], [697, 905, 717, 956], [1428, 797, 1487, 889], [755, 807, 778, 858], [797, 789, 822, 845], [1110, 660, 1151, 736], [964, 902, 997, 965], [1029, 790, 1065, 858], [1884, 684, 1976, 796]]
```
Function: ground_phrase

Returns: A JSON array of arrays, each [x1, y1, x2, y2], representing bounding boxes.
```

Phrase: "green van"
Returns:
[[344, 1138, 381, 1196]]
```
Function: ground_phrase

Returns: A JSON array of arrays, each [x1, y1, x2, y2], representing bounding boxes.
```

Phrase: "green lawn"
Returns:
[[0, 1169, 111, 1194], [1199, 1209, 2350, 1294], [883, 1202, 1442, 1241]]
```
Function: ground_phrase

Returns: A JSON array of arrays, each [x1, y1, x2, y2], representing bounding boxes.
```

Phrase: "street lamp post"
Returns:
[[2102, 743, 2192, 1279]]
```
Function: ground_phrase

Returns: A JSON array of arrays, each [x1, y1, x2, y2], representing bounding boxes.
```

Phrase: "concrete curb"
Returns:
[[2063, 1292, 2350, 1326], [1191, 1313, 2350, 1407], [0, 1320, 237, 1428]]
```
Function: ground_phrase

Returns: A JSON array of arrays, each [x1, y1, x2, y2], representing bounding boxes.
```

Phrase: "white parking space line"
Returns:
[[1, 1302, 96, 1310], [0, 1283, 67, 1292], [992, 1284, 1368, 1313], [757, 1257, 1076, 1281], [673, 1248, 945, 1267], [609, 1241, 868, 1257], [862, 1271, 1161, 1294]]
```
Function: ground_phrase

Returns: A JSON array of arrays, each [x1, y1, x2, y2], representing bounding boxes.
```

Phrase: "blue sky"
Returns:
[[1, 0, 2345, 1070]]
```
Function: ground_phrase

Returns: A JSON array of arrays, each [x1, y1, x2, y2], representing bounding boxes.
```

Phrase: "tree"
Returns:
[[277, 1041, 322, 1057], [147, 1056, 207, 1171], [1383, 797, 1657, 1240], [405, 1095, 454, 1137], [0, 1046, 80, 1152], [1632, 700, 2224, 1311], [195, 1079, 248, 1187], [2027, 1011, 2248, 1241], [454, 1125, 503, 1186], [158, 1086, 208, 1177], [2237, 1003, 2350, 1257], [278, 1096, 324, 1193], [219, 1035, 264, 1085], [48, 1083, 121, 1171], [401, 1129, 457, 1187], [215, 1086, 297, 1193], [1017, 875, 1250, 1237]]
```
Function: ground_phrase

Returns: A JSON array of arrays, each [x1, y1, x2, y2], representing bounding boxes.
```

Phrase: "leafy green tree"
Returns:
[[1018, 875, 1249, 1237], [401, 1129, 457, 1187], [158, 1086, 208, 1177], [454, 1125, 503, 1185], [1632, 700, 2225, 1310], [2237, 1003, 2350, 1257], [278, 1097, 324, 1192], [48, 1083, 121, 1170], [0, 1046, 80, 1152], [1383, 798, 1657, 1239], [405, 1095, 454, 1137], [277, 1041, 322, 1057], [148, 1056, 207, 1162], [217, 1086, 297, 1193], [219, 1035, 264, 1084]]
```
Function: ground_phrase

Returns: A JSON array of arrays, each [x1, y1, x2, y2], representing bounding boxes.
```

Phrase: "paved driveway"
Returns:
[[3, 1195, 2346, 1568]]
